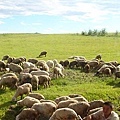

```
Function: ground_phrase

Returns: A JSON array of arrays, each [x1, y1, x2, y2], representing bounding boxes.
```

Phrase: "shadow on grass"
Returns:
[[0, 89, 6, 95], [0, 100, 23, 120], [106, 80, 120, 88]]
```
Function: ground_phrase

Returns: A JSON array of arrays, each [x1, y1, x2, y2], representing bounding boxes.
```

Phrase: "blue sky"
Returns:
[[0, 0, 120, 34]]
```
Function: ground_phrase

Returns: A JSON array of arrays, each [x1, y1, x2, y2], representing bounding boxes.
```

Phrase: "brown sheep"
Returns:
[[38, 75, 51, 88], [32, 102, 57, 119], [16, 108, 39, 120], [31, 75, 39, 90], [39, 51, 47, 57], [0, 76, 19, 89], [12, 83, 32, 101], [28, 93, 45, 100]]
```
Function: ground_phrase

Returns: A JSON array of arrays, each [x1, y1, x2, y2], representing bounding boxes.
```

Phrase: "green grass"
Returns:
[[0, 33, 120, 119]]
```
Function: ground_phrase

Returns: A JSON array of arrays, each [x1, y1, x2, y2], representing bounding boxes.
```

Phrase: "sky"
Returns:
[[0, 0, 120, 34]]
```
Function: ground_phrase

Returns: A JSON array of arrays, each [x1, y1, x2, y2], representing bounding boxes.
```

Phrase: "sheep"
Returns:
[[84, 64, 90, 73], [22, 61, 36, 69], [40, 99, 58, 107], [2, 55, 10, 61], [54, 96, 71, 104], [87, 107, 102, 115], [17, 96, 40, 108], [8, 63, 23, 74], [28, 93, 45, 100], [0, 60, 6, 72], [19, 73, 32, 85], [88, 99, 104, 110], [38, 75, 51, 88], [12, 83, 32, 101], [55, 63, 64, 72], [0, 76, 19, 89], [87, 61, 99, 70], [68, 101, 90, 118], [46, 60, 54, 68], [31, 75, 39, 90], [30, 70, 49, 77], [72, 96, 88, 103], [69, 60, 78, 69], [27, 58, 38, 64], [7, 57, 13, 64], [36, 61, 49, 72], [12, 58, 22, 65], [38, 51, 47, 57], [16, 108, 39, 120], [49, 108, 79, 120], [114, 71, 120, 80], [69, 94, 82, 98], [1, 72, 17, 79], [95, 54, 102, 60], [53, 67, 64, 79], [57, 99, 78, 108], [31, 102, 57, 119]]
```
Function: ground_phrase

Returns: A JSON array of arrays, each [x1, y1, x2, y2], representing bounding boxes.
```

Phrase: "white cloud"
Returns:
[[0, 0, 120, 23]]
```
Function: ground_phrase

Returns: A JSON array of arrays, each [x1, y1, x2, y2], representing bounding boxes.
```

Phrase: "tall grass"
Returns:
[[0, 33, 120, 119]]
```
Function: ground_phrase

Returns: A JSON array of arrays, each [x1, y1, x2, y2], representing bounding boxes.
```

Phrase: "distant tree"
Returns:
[[93, 29, 98, 36], [115, 30, 118, 36], [88, 29, 93, 36]]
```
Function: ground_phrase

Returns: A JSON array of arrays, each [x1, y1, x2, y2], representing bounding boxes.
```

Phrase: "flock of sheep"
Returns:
[[0, 53, 120, 120]]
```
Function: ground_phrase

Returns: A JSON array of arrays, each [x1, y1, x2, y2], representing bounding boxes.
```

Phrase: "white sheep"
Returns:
[[72, 96, 88, 103], [68, 101, 90, 118], [31, 75, 39, 90], [0, 76, 19, 89], [38, 75, 51, 88], [53, 67, 64, 79], [17, 96, 40, 108], [28, 93, 45, 100], [49, 108, 79, 120], [16, 108, 39, 120], [8, 63, 23, 74], [30, 70, 49, 76], [1, 72, 17, 79], [46, 60, 54, 68], [22, 61, 36, 69], [54, 96, 71, 104], [12, 83, 32, 101], [31, 102, 57, 119]]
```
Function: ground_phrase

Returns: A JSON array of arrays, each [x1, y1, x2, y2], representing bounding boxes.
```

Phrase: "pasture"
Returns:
[[0, 33, 120, 119]]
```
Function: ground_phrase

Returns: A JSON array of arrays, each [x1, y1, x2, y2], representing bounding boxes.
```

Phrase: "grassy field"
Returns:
[[0, 33, 120, 119]]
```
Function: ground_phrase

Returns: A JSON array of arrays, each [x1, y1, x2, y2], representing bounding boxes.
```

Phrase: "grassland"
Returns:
[[0, 33, 120, 119]]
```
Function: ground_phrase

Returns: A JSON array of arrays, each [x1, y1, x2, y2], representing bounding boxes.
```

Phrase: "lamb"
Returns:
[[28, 93, 45, 100], [12, 83, 32, 101], [30, 70, 49, 76], [54, 96, 71, 104], [49, 108, 79, 120], [88, 99, 104, 110], [0, 76, 19, 89], [38, 75, 51, 88], [31, 102, 57, 119], [38, 51, 47, 57], [8, 63, 23, 74], [31, 75, 39, 90], [17, 96, 40, 108], [68, 101, 90, 118], [16, 108, 39, 120], [53, 67, 64, 79]]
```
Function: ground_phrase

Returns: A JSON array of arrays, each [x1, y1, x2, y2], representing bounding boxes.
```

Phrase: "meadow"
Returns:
[[0, 33, 120, 119]]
